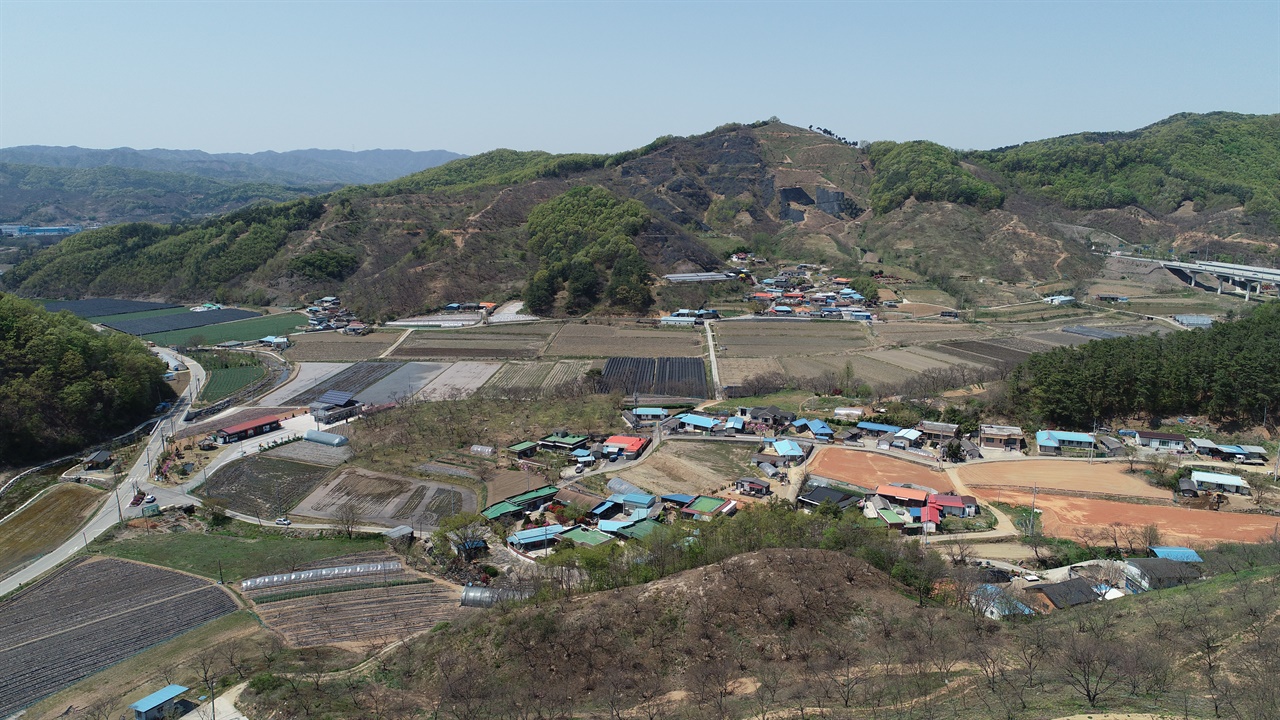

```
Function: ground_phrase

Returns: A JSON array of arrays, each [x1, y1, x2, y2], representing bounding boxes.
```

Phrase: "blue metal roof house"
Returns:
[[1151, 546, 1204, 563], [507, 524, 564, 551], [129, 685, 188, 720], [773, 439, 805, 458], [1035, 430, 1096, 455], [806, 419, 834, 439], [856, 421, 901, 436], [675, 413, 719, 431]]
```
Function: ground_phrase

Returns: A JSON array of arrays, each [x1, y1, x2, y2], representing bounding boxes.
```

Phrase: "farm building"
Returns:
[[1191, 470, 1251, 495], [875, 484, 930, 508], [1035, 430, 1096, 456], [660, 315, 699, 327], [460, 587, 531, 608], [681, 495, 737, 521], [972, 584, 1035, 620], [792, 418, 834, 440], [767, 438, 807, 462], [303, 429, 348, 446], [917, 421, 959, 442], [833, 407, 865, 420], [629, 407, 668, 425], [507, 524, 564, 552], [1150, 546, 1204, 563], [507, 441, 538, 459], [675, 413, 720, 433], [1042, 295, 1075, 305], [470, 444, 496, 457], [1096, 435, 1125, 457], [1095, 293, 1129, 302], [571, 448, 595, 466], [1024, 578, 1099, 613], [979, 424, 1025, 450], [538, 431, 589, 452], [734, 477, 771, 497], [1239, 444, 1269, 461], [618, 518, 664, 540], [558, 526, 614, 547], [843, 310, 874, 322], [507, 485, 561, 510], [260, 335, 290, 350], [1178, 477, 1200, 497], [128, 685, 188, 720], [1135, 430, 1188, 452], [1123, 558, 1202, 592], [310, 390, 360, 423], [482, 501, 524, 522], [663, 272, 736, 283], [856, 421, 901, 437], [959, 439, 983, 460], [892, 428, 923, 447], [797, 486, 859, 512], [745, 405, 797, 426], [83, 450, 114, 470], [215, 415, 282, 444], [929, 493, 977, 518], [1174, 314, 1215, 328], [603, 435, 650, 460]]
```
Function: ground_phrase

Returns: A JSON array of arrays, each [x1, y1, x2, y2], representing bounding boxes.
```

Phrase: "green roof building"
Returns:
[[482, 501, 523, 521], [506, 485, 560, 508], [558, 526, 614, 546], [507, 441, 538, 458], [619, 518, 663, 540]]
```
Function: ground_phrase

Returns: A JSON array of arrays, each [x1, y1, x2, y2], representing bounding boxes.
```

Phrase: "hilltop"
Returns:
[[5, 113, 1279, 318]]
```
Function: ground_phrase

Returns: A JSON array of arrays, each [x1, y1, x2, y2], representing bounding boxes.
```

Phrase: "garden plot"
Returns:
[[263, 442, 352, 467], [544, 323, 704, 357], [254, 581, 468, 648], [292, 467, 476, 529], [941, 340, 1031, 365], [602, 357, 707, 398], [863, 348, 954, 373], [354, 362, 449, 405], [717, 357, 785, 386], [0, 557, 237, 717], [198, 456, 333, 518], [200, 365, 267, 403], [874, 323, 989, 345], [285, 332, 397, 362], [482, 362, 556, 393], [284, 361, 404, 405], [256, 362, 348, 406], [715, 321, 870, 358], [42, 299, 177, 318], [543, 360, 591, 390], [487, 470, 548, 504], [0, 484, 103, 578], [143, 313, 307, 346], [417, 361, 502, 400], [106, 308, 259, 335]]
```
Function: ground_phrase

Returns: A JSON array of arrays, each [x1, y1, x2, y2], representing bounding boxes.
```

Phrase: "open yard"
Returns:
[[284, 332, 398, 361], [0, 557, 238, 717], [198, 456, 333, 518], [615, 440, 760, 497], [143, 312, 306, 346], [809, 448, 954, 493], [199, 365, 268, 403], [995, 489, 1280, 545], [544, 323, 704, 357], [254, 580, 468, 648], [0, 483, 103, 578], [291, 467, 477, 530], [958, 459, 1172, 500]]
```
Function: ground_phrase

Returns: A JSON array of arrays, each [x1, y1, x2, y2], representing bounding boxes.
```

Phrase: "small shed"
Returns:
[[507, 441, 538, 459], [84, 450, 114, 470], [128, 685, 188, 720]]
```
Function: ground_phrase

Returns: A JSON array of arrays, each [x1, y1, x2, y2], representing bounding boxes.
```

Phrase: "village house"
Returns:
[[538, 431, 589, 453], [602, 435, 650, 460], [917, 420, 959, 443], [624, 407, 668, 428], [1135, 430, 1189, 452], [743, 405, 797, 426], [1035, 430, 1097, 456], [929, 493, 977, 518], [507, 524, 564, 553], [1123, 558, 1202, 592], [734, 477, 772, 497], [979, 424, 1025, 451], [891, 428, 923, 448], [674, 413, 720, 433], [1191, 470, 1251, 496], [680, 495, 737, 521], [765, 438, 808, 464], [874, 484, 931, 508], [1095, 435, 1125, 457], [1150, 546, 1204, 563], [856, 421, 901, 438], [971, 585, 1035, 620], [1024, 577, 1099, 613], [507, 441, 538, 459], [791, 418, 835, 441], [798, 486, 859, 512]]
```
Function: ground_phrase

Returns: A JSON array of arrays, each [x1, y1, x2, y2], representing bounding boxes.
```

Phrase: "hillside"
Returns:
[[0, 146, 465, 186], [6, 114, 1279, 317], [0, 162, 322, 226]]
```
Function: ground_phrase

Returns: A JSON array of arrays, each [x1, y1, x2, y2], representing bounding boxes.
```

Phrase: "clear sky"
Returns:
[[1, 0, 1277, 155]]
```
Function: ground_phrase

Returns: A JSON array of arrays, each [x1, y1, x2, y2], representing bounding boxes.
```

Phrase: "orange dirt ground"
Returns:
[[809, 447, 955, 493], [993, 490, 1280, 545], [957, 459, 1171, 500]]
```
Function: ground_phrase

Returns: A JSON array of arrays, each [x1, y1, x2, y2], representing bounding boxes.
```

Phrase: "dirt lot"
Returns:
[[616, 441, 760, 497], [292, 467, 476, 529], [958, 459, 1171, 500], [284, 333, 397, 361], [198, 456, 333, 518], [995, 489, 1280, 545], [0, 484, 103, 577], [418, 361, 502, 400], [545, 323, 704, 357], [809, 448, 955, 493]]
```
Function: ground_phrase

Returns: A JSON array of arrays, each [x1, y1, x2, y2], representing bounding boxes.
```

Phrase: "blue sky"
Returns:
[[1, 1, 1277, 155]]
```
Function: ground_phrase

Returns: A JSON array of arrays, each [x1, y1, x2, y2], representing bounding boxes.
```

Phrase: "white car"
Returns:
[[275, 517, 292, 526], [143, 495, 156, 504]]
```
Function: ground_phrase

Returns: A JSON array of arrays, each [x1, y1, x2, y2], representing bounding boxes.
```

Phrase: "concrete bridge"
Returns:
[[1160, 259, 1280, 300]]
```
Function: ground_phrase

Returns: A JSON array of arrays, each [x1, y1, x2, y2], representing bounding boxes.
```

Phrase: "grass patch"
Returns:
[[144, 313, 306, 346], [97, 528, 386, 582], [0, 484, 104, 576], [200, 365, 268, 402]]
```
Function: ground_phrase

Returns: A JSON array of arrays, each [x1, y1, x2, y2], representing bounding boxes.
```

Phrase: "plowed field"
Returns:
[[809, 447, 954, 493], [545, 323, 703, 357], [958, 460, 1171, 500]]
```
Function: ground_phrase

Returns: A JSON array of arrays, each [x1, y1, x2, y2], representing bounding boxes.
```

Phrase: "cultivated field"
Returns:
[[108, 307, 259, 335], [939, 340, 1031, 365], [543, 360, 591, 389], [0, 484, 103, 577], [355, 362, 449, 405], [715, 321, 870, 358], [292, 467, 476, 529], [263, 441, 352, 467], [0, 557, 237, 717], [544, 323, 704, 357], [418, 361, 502, 400], [996, 489, 1280, 545], [810, 448, 955, 493], [602, 357, 707, 398], [285, 332, 398, 361], [616, 441, 759, 497], [143, 312, 306, 346], [43, 299, 176, 318], [483, 362, 554, 392], [87, 306, 189, 324], [863, 348, 955, 373], [487, 470, 549, 504], [284, 361, 404, 405], [254, 581, 468, 647], [717, 357, 785, 386], [200, 365, 267, 403], [957, 459, 1171, 500], [256, 362, 348, 406], [198, 456, 333, 518], [874, 323, 990, 344], [391, 329, 551, 359]]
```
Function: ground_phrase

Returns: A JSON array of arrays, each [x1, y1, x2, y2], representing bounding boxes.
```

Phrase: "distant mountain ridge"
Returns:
[[0, 145, 466, 186]]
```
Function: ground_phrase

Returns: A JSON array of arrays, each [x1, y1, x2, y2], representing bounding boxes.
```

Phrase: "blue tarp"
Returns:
[[129, 685, 188, 712], [1151, 546, 1204, 563], [1217, 444, 1246, 455], [590, 501, 618, 516]]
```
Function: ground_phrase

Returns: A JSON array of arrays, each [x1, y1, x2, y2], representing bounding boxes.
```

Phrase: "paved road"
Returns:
[[704, 321, 723, 401]]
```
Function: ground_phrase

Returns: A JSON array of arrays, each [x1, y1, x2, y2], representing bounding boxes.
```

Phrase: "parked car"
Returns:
[[144, 495, 156, 504], [275, 517, 292, 526]]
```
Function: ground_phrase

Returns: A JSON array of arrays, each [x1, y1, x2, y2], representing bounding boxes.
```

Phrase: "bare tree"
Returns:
[[1055, 631, 1121, 707], [191, 651, 225, 720], [334, 500, 363, 539]]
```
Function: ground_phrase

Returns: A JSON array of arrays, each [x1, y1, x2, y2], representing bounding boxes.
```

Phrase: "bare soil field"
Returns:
[[895, 302, 950, 317], [292, 467, 476, 529], [902, 288, 956, 306], [958, 460, 1171, 500], [941, 340, 1032, 364], [904, 346, 992, 368], [391, 333, 544, 359], [925, 345, 1003, 367], [715, 321, 870, 358], [354, 361, 448, 405], [0, 484, 103, 577], [263, 441, 352, 467], [864, 348, 954, 373], [542, 360, 591, 389], [284, 361, 404, 405], [984, 336, 1060, 353], [717, 357, 785, 386], [545, 323, 704, 357], [1025, 331, 1094, 347], [616, 441, 760, 497], [254, 581, 469, 648], [995, 489, 1280, 545], [418, 361, 502, 400], [198, 457, 333, 518], [255, 362, 347, 406], [810, 448, 954, 493], [483, 361, 555, 391], [487, 469, 547, 504], [284, 333, 397, 362], [875, 323, 989, 344]]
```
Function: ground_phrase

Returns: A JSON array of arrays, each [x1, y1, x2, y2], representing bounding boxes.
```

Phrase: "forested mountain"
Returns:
[[0, 293, 171, 464], [0, 146, 464, 186], [0, 162, 321, 226], [5, 113, 1278, 319]]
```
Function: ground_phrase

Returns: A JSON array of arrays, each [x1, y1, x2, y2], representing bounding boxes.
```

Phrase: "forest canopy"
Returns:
[[1010, 301, 1280, 427], [867, 140, 1005, 215], [0, 294, 171, 464]]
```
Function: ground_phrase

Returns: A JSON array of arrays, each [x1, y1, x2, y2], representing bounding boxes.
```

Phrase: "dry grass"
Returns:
[[716, 357, 785, 386], [0, 484, 103, 576]]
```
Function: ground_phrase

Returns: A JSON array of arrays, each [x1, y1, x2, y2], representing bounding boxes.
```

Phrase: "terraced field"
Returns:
[[285, 332, 398, 361], [0, 558, 237, 717], [391, 330, 550, 359], [714, 321, 870, 358], [283, 361, 404, 405], [254, 581, 466, 647]]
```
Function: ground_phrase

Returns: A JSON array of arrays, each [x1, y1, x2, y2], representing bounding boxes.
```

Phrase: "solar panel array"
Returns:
[[42, 299, 178, 318], [104, 308, 260, 336], [240, 561, 404, 591]]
